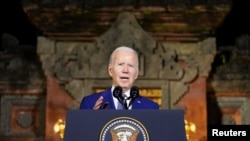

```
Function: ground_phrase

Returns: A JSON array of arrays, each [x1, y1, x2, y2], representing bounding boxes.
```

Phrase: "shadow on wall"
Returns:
[[216, 0, 250, 47], [0, 0, 43, 51]]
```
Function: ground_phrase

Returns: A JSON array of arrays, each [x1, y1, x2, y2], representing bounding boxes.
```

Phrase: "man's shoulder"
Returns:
[[84, 88, 111, 99], [139, 96, 158, 104], [136, 96, 159, 109]]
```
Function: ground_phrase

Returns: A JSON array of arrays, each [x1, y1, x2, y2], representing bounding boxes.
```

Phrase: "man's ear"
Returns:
[[108, 65, 113, 76], [135, 70, 139, 79]]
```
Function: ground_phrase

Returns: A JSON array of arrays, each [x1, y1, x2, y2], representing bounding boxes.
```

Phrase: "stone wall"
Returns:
[[37, 11, 216, 141], [37, 12, 216, 108]]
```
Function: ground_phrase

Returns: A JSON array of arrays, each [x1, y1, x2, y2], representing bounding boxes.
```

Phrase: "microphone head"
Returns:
[[113, 86, 122, 98], [130, 86, 139, 98]]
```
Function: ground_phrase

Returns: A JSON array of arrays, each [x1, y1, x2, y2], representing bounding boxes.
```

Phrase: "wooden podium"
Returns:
[[63, 109, 187, 141]]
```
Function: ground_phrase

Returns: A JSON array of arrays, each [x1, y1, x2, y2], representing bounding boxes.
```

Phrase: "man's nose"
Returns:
[[122, 65, 129, 72]]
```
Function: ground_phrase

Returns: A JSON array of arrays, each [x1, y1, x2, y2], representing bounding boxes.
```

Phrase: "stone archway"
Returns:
[[37, 11, 216, 141], [37, 12, 190, 108]]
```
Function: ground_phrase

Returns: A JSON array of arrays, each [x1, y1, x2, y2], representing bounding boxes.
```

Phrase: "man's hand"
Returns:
[[93, 96, 104, 110]]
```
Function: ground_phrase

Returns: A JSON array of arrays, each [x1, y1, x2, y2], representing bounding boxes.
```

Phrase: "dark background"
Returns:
[[0, 0, 250, 51]]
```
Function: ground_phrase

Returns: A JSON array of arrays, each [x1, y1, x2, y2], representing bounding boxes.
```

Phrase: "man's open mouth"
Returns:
[[120, 77, 129, 79]]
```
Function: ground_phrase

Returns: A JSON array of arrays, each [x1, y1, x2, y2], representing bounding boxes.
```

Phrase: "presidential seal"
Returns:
[[99, 117, 149, 141]]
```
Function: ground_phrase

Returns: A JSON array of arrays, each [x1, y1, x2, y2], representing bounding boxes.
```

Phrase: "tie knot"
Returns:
[[122, 94, 127, 100]]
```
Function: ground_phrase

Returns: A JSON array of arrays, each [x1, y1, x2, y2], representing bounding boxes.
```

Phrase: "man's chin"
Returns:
[[118, 82, 132, 89], [119, 85, 130, 90]]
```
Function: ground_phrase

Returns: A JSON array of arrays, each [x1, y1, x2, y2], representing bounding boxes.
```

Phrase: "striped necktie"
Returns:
[[123, 95, 128, 109], [117, 94, 128, 109]]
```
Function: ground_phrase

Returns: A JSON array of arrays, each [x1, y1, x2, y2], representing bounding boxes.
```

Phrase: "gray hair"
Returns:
[[109, 46, 139, 68]]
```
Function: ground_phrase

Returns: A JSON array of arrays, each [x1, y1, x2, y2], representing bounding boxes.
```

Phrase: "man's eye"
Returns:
[[129, 64, 134, 67]]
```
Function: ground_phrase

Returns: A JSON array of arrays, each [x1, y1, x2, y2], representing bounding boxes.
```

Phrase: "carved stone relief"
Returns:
[[164, 38, 216, 106], [37, 12, 215, 108], [0, 95, 45, 137], [216, 97, 249, 124], [207, 35, 250, 123], [0, 33, 46, 140]]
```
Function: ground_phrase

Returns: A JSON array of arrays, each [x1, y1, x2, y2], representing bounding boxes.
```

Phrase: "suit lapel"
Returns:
[[101, 88, 115, 109]]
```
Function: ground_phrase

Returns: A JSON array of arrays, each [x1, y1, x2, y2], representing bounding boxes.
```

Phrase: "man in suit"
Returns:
[[80, 46, 159, 110]]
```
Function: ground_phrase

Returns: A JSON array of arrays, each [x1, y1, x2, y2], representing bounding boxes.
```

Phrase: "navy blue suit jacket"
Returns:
[[80, 87, 159, 109]]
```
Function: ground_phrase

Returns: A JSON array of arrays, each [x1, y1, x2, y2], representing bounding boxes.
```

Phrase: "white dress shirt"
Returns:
[[111, 86, 131, 109]]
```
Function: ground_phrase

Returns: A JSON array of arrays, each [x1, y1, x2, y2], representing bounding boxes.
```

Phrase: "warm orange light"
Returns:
[[185, 120, 196, 141], [53, 119, 66, 140]]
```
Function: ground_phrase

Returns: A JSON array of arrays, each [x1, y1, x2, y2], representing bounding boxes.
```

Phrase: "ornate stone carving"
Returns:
[[216, 97, 249, 124], [17, 111, 34, 128], [37, 12, 180, 103], [207, 35, 250, 125], [0, 95, 45, 136], [0, 34, 45, 91], [37, 12, 215, 108], [208, 35, 250, 94], [0, 33, 46, 140]]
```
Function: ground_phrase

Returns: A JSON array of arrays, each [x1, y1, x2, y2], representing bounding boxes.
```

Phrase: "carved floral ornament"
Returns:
[[37, 12, 215, 107]]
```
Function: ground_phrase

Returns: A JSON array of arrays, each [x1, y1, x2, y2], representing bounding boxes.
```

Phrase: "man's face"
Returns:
[[108, 50, 139, 92]]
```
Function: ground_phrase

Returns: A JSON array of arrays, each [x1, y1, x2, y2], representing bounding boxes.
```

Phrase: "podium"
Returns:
[[63, 109, 187, 141]]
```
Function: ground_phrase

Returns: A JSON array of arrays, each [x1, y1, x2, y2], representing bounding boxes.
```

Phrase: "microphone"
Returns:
[[128, 86, 140, 107], [113, 86, 125, 108]]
